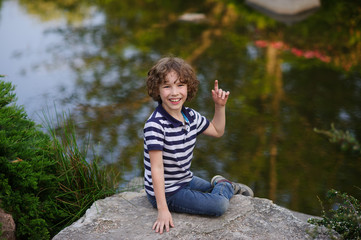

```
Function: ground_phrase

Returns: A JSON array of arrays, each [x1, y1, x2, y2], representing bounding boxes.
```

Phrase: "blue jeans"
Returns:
[[147, 176, 234, 216]]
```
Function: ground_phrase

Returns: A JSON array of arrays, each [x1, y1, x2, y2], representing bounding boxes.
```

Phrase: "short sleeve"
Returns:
[[144, 120, 165, 151], [188, 108, 210, 135]]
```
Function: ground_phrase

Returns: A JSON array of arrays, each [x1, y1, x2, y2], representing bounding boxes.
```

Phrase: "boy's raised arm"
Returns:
[[149, 150, 174, 234], [203, 80, 230, 138]]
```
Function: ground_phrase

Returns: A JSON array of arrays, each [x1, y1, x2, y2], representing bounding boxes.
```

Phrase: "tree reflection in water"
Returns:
[[10, 0, 361, 215]]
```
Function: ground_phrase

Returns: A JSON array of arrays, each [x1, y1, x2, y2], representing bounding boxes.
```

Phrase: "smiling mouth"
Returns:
[[169, 98, 181, 102]]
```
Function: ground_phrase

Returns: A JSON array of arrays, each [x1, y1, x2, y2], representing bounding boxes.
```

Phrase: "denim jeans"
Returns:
[[147, 176, 234, 216]]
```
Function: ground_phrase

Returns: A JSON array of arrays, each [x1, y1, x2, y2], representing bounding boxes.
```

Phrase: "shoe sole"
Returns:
[[211, 175, 225, 187]]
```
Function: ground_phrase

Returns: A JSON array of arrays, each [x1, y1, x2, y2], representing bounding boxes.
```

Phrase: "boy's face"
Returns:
[[159, 71, 187, 116]]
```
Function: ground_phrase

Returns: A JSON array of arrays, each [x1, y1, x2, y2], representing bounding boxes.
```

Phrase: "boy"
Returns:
[[144, 57, 253, 234]]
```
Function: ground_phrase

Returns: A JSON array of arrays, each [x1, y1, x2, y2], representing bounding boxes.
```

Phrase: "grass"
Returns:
[[42, 108, 118, 228]]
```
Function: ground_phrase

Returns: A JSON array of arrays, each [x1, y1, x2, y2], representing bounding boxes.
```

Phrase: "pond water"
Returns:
[[1, 0, 361, 216]]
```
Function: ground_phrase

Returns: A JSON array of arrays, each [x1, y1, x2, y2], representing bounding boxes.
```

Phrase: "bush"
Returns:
[[0, 80, 117, 239], [312, 125, 361, 239], [309, 189, 361, 239], [0, 80, 60, 239]]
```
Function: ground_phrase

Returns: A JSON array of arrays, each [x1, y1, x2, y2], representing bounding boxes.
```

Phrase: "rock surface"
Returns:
[[53, 189, 336, 240], [0, 207, 16, 240]]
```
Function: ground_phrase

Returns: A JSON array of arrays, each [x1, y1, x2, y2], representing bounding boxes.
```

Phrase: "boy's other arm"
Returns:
[[149, 150, 174, 234], [203, 80, 230, 138]]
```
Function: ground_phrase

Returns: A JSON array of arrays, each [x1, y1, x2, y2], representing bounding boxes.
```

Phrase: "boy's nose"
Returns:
[[171, 86, 178, 95]]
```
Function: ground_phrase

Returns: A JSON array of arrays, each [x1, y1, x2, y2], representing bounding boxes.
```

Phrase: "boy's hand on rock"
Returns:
[[153, 209, 174, 234], [211, 80, 230, 107]]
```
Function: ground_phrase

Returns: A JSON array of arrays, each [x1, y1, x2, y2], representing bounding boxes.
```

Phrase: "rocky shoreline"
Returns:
[[53, 183, 338, 240]]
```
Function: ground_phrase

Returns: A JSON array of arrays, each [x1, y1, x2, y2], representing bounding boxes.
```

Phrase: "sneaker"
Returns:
[[211, 175, 230, 187], [233, 182, 254, 197], [211, 175, 254, 197]]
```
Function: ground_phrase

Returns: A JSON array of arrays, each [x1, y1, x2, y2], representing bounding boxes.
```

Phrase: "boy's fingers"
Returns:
[[221, 91, 226, 99], [212, 89, 218, 99], [214, 80, 218, 92], [159, 222, 164, 234], [213, 80, 230, 102], [153, 221, 163, 233], [170, 217, 174, 228]]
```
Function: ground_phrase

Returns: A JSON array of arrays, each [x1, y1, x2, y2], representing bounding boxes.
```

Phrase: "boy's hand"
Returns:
[[153, 209, 174, 234], [211, 80, 230, 107]]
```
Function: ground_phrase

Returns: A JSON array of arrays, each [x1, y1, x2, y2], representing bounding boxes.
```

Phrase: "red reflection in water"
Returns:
[[255, 40, 331, 63]]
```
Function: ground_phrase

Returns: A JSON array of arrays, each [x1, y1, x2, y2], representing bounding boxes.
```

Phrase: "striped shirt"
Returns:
[[143, 104, 210, 197]]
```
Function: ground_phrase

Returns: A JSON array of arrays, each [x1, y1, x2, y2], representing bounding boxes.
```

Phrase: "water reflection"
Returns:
[[245, 0, 321, 25], [2, 0, 361, 215]]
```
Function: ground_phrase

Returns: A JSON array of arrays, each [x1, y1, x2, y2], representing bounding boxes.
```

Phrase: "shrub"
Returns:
[[312, 124, 361, 239], [0, 79, 117, 239], [0, 80, 60, 239], [308, 189, 361, 239]]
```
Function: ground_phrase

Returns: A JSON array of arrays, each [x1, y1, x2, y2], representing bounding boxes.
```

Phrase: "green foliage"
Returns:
[[42, 109, 118, 226], [0, 80, 117, 239], [314, 124, 361, 155], [309, 189, 361, 239], [312, 125, 361, 238], [0, 80, 59, 239]]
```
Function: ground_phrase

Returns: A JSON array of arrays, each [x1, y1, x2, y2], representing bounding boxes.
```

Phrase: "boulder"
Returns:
[[53, 190, 337, 240], [0, 207, 16, 240]]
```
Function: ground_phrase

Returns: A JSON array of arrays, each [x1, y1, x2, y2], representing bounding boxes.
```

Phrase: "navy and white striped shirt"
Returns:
[[143, 104, 210, 197]]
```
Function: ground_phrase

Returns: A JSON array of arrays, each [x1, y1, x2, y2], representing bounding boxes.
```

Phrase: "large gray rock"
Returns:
[[53, 190, 337, 240], [0, 207, 16, 240]]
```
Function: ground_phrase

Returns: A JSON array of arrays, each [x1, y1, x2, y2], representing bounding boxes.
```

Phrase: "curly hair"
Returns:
[[146, 57, 199, 103]]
